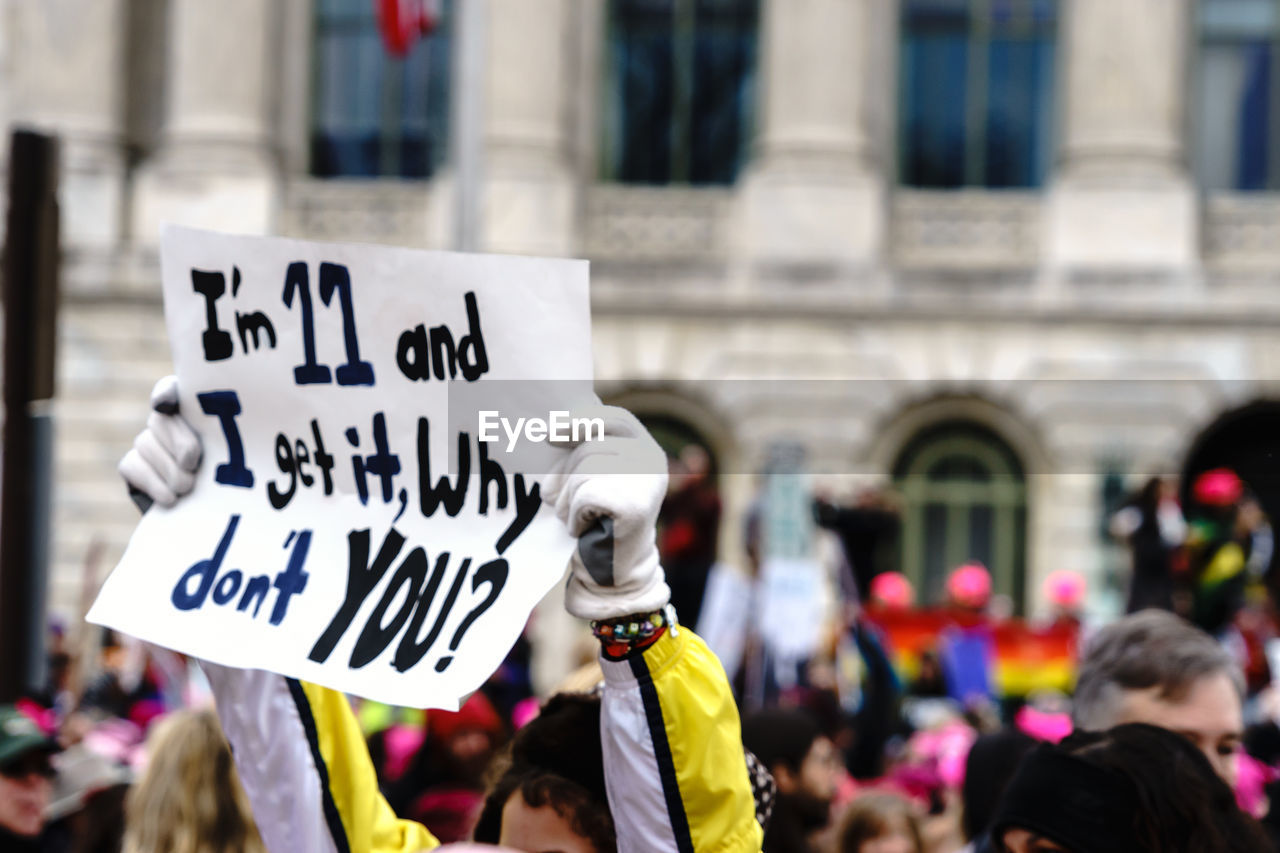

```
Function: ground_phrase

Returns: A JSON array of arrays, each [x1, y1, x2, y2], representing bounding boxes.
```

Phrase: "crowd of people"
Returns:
[[5, 382, 1280, 852]]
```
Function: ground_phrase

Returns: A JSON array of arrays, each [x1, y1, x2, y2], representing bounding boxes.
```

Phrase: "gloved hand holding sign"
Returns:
[[540, 405, 671, 622], [117, 376, 201, 511], [120, 382, 672, 624]]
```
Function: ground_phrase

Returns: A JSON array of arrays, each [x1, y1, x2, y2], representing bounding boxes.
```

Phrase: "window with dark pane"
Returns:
[[893, 421, 1028, 609], [603, 0, 759, 185], [899, 0, 1057, 188], [923, 502, 950, 602], [311, 0, 452, 179], [1196, 0, 1280, 190]]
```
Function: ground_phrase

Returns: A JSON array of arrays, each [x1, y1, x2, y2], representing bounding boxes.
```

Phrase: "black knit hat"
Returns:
[[962, 729, 1038, 841], [990, 743, 1140, 853], [741, 708, 821, 774]]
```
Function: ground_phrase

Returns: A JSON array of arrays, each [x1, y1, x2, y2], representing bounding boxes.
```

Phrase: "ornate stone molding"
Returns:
[[1204, 194, 1280, 271], [892, 191, 1041, 270], [278, 180, 435, 248], [582, 185, 731, 263]]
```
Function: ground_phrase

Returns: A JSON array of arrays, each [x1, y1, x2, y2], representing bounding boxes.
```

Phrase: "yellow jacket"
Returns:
[[203, 626, 762, 853]]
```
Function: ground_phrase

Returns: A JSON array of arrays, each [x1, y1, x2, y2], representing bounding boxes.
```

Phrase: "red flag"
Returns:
[[376, 0, 440, 57]]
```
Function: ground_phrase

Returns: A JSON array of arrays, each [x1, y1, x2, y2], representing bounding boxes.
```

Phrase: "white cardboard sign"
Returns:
[[89, 226, 593, 710]]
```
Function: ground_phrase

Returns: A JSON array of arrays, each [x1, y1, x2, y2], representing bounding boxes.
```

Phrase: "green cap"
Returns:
[[0, 705, 58, 768]]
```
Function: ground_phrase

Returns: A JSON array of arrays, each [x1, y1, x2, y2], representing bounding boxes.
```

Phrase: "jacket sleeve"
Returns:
[[599, 626, 764, 853], [201, 662, 439, 853]]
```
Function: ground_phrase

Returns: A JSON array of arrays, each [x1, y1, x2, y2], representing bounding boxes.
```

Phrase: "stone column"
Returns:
[[479, 0, 577, 256], [10, 0, 130, 250], [739, 0, 894, 269], [132, 0, 278, 245], [1046, 0, 1197, 270]]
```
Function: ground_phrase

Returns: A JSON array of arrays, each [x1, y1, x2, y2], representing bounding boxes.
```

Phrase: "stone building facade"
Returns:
[[6, 0, 1280, 619]]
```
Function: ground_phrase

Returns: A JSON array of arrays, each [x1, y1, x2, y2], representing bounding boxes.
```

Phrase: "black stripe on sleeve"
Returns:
[[628, 654, 696, 853], [286, 677, 353, 853]]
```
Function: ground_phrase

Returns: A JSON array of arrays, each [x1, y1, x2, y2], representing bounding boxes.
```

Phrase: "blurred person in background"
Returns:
[[37, 621, 75, 719], [44, 740, 131, 853], [1186, 468, 1249, 636], [1230, 492, 1279, 695], [1110, 476, 1184, 614], [934, 564, 996, 709], [122, 708, 264, 853], [1072, 609, 1243, 786], [840, 607, 904, 781], [658, 443, 721, 629], [0, 704, 63, 851], [814, 487, 901, 603], [909, 650, 948, 700], [742, 708, 840, 853], [1238, 495, 1274, 584], [78, 631, 142, 722], [990, 723, 1268, 853], [1242, 690, 1280, 847], [386, 692, 506, 842], [1042, 571, 1086, 632], [365, 703, 428, 795], [837, 792, 925, 853], [879, 710, 973, 851], [944, 564, 992, 618], [76, 631, 173, 736], [959, 729, 1038, 853], [867, 572, 915, 612]]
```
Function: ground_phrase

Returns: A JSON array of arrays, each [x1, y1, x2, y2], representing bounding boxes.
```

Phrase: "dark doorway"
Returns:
[[1182, 401, 1280, 575]]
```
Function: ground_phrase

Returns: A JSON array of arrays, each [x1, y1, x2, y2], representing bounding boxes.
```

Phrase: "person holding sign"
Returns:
[[120, 382, 764, 853]]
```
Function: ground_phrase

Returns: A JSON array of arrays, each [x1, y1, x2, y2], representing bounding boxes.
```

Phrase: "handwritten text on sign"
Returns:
[[89, 227, 593, 709]]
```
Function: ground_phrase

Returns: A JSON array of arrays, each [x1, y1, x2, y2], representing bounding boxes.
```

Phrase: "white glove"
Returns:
[[541, 405, 671, 621], [118, 376, 202, 511]]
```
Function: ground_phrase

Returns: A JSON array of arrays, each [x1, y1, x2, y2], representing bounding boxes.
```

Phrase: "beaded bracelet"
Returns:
[[590, 604, 678, 646]]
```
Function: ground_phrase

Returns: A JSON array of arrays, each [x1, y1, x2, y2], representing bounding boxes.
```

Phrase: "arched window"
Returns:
[[1195, 0, 1280, 190], [311, 0, 453, 178], [893, 421, 1028, 607], [640, 414, 717, 470], [602, 0, 760, 185], [898, 0, 1058, 188]]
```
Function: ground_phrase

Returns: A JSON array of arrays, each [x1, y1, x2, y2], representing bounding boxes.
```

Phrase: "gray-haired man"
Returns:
[[1073, 609, 1244, 785]]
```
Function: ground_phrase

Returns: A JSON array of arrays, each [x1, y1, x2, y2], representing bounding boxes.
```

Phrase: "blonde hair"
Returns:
[[839, 792, 925, 853], [124, 709, 265, 853]]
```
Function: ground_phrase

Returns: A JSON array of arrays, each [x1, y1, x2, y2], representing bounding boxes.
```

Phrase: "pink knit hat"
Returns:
[[1044, 570, 1086, 609], [870, 572, 915, 609], [1194, 468, 1243, 507], [946, 563, 992, 609]]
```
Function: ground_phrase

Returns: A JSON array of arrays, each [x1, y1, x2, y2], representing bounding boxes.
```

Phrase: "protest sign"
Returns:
[[88, 226, 594, 710], [695, 562, 754, 678], [756, 443, 827, 685]]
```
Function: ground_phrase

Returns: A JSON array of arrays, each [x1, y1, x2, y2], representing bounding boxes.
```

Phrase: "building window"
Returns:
[[1196, 0, 1280, 190], [602, 0, 759, 185], [893, 421, 1027, 607], [899, 0, 1058, 188], [311, 0, 452, 179]]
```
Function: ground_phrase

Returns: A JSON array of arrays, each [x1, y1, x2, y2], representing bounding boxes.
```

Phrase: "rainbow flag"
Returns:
[[865, 608, 1079, 697]]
